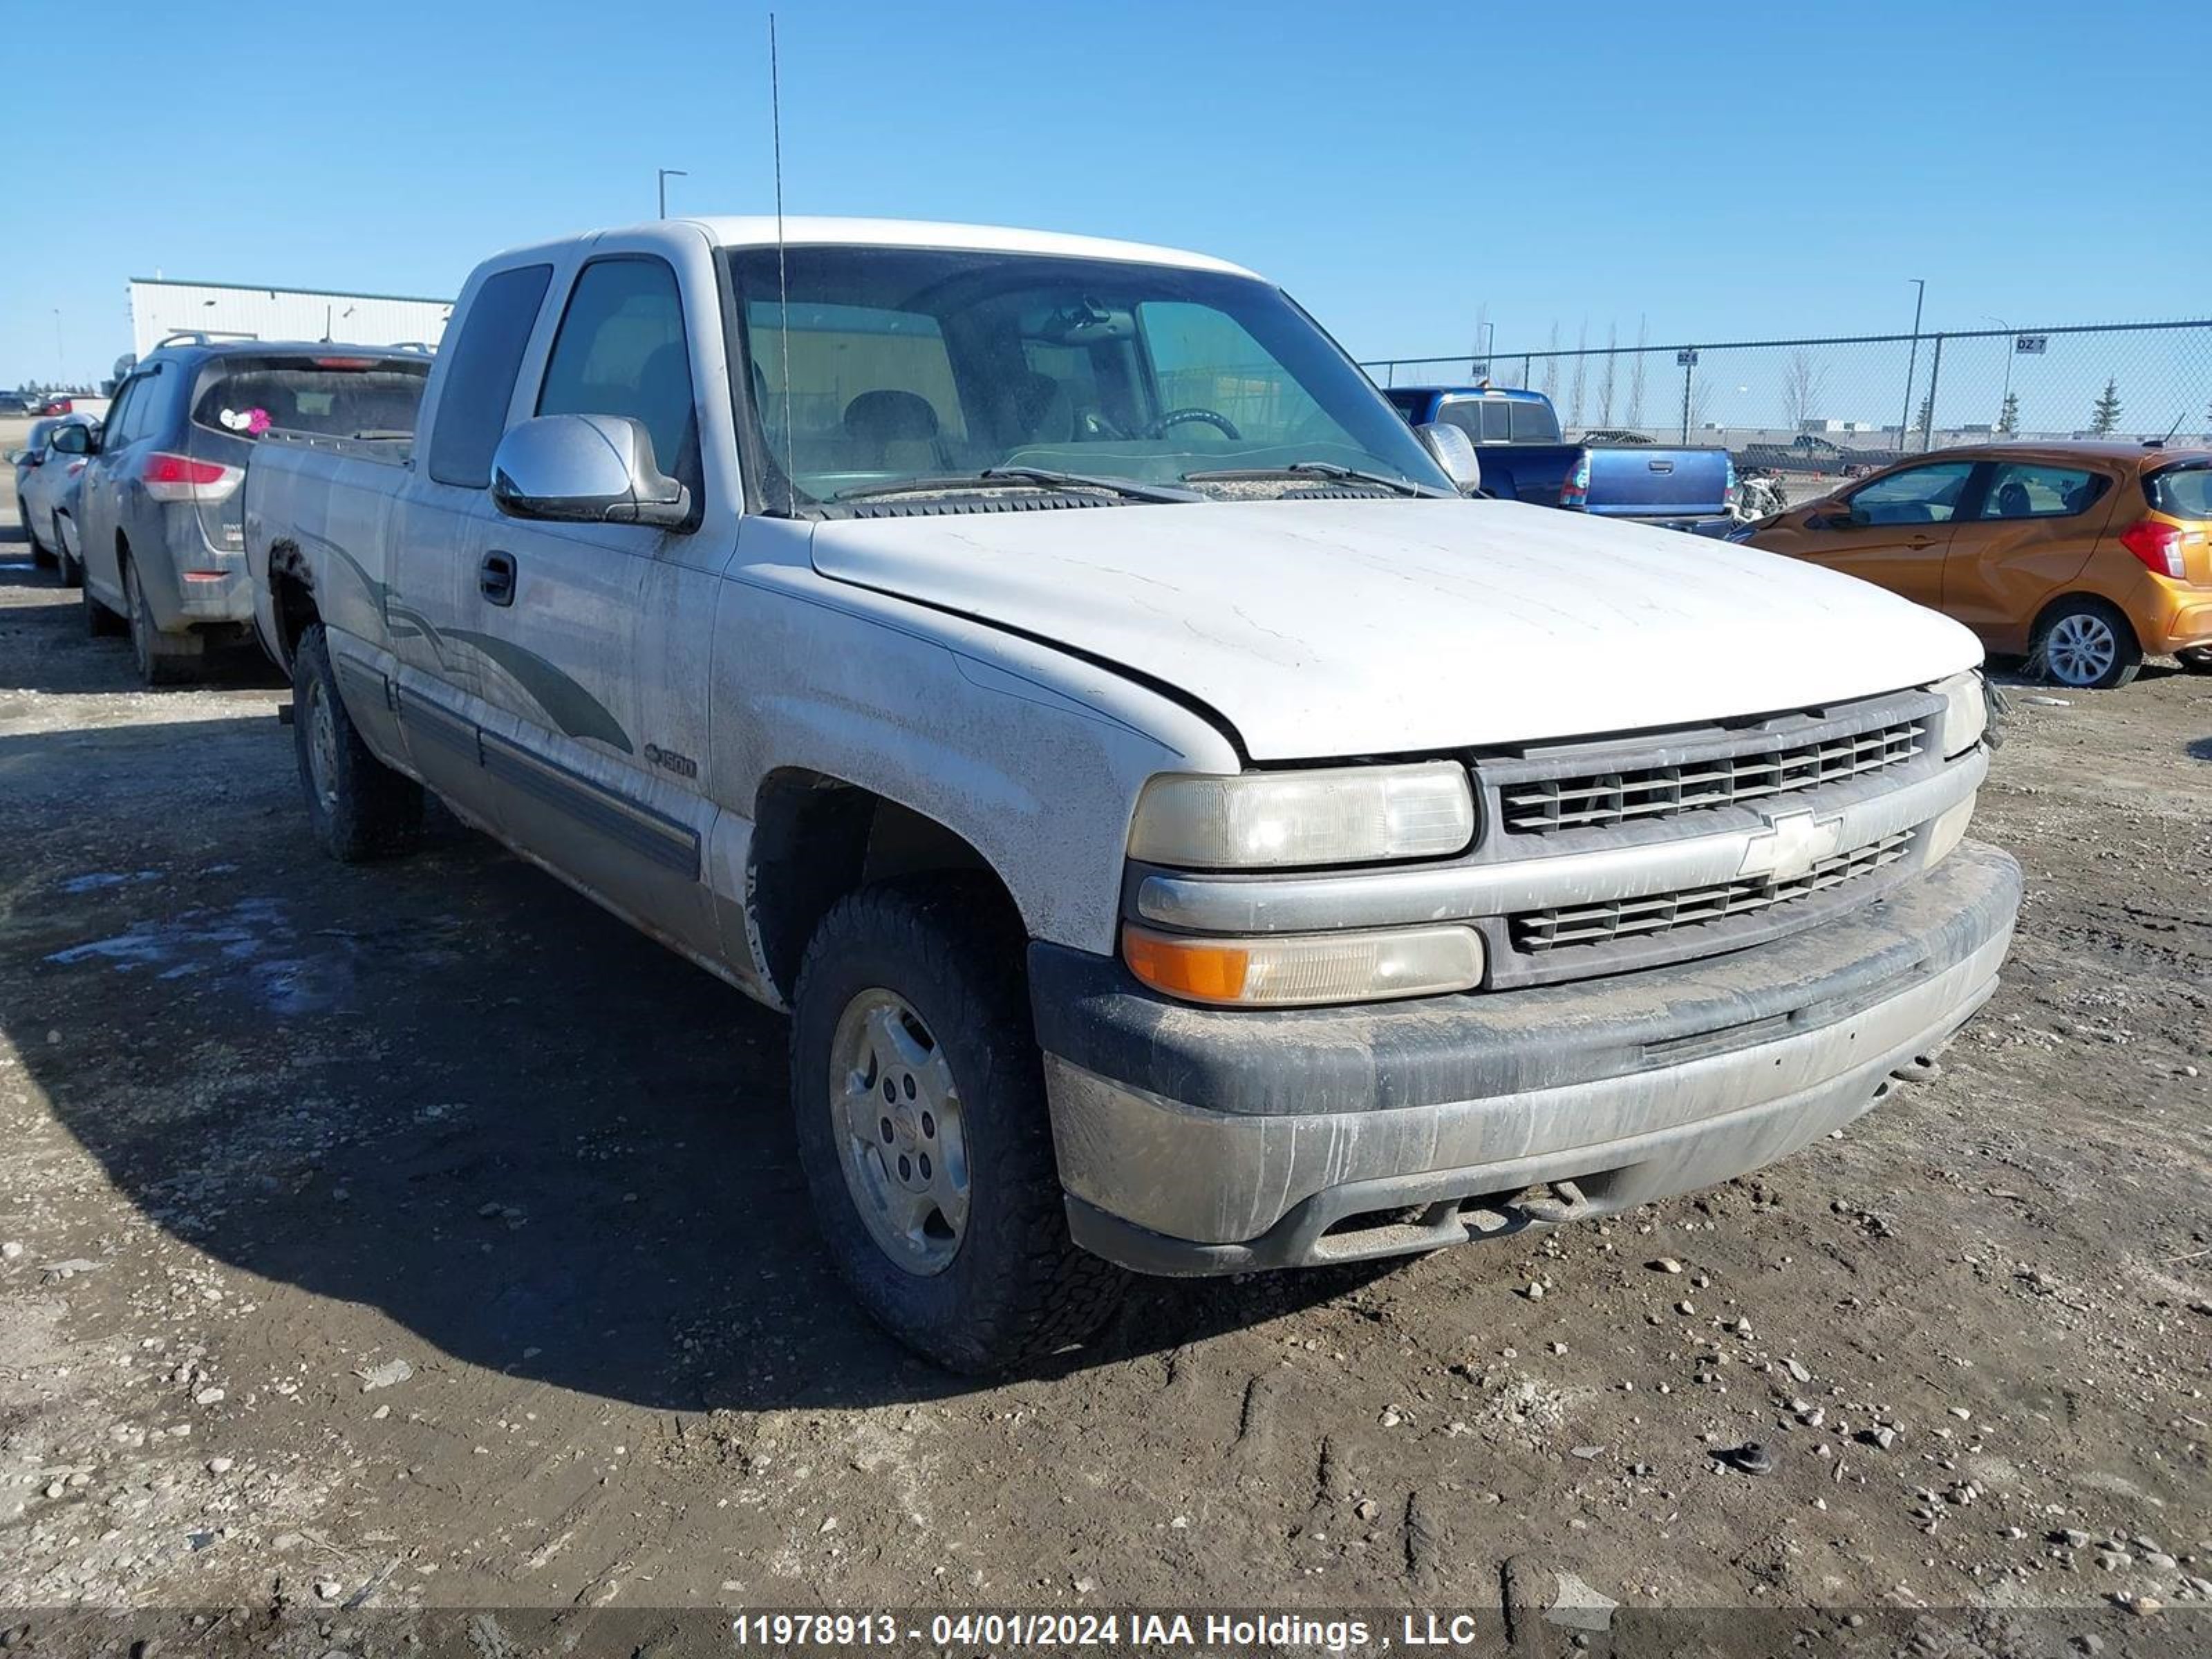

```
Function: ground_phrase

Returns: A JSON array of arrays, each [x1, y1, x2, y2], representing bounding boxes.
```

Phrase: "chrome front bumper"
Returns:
[[1035, 842, 2020, 1275]]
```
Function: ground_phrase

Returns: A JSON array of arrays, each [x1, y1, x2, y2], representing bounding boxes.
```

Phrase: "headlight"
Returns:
[[1128, 762, 1475, 870], [1923, 791, 1978, 868], [1123, 922, 1485, 1007], [1933, 670, 1987, 758]]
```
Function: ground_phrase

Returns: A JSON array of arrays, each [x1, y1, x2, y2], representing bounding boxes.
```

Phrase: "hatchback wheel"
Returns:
[[2032, 598, 2140, 691]]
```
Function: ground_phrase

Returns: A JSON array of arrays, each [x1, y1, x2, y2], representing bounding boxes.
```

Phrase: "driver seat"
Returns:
[[843, 389, 943, 472]]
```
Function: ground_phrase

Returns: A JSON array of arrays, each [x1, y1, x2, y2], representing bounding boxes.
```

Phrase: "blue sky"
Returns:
[[4, 0, 2204, 390]]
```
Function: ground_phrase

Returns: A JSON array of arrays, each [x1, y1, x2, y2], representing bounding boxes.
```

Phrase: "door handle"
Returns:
[[480, 550, 516, 606]]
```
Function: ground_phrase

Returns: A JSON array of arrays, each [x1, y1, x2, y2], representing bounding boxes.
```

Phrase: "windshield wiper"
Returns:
[[833, 467, 1203, 505], [1181, 462, 1445, 498]]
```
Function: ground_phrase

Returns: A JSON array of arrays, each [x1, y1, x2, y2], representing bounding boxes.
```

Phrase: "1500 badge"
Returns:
[[642, 742, 698, 779]]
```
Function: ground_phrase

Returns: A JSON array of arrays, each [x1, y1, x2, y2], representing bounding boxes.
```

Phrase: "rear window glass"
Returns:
[[1510, 400, 1562, 442], [192, 360, 429, 441], [2148, 463, 2212, 521]]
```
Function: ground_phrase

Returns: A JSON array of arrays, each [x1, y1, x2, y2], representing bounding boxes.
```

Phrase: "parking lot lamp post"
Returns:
[[1898, 279, 1927, 452], [657, 168, 688, 219], [1985, 315, 2014, 415]]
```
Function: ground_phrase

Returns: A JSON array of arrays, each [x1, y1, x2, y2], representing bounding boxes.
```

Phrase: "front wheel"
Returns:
[[789, 877, 1126, 1373], [2032, 597, 2141, 691], [292, 624, 424, 861]]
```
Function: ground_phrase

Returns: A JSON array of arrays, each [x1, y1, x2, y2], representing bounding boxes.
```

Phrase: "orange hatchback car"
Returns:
[[1746, 442, 2212, 688]]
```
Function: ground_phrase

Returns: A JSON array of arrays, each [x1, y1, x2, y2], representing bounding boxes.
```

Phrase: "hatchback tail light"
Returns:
[[141, 451, 244, 503], [1559, 453, 1591, 509], [2117, 518, 2184, 579]]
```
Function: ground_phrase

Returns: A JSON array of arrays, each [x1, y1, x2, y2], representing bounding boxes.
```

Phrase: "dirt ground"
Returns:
[[0, 484, 2206, 1649]]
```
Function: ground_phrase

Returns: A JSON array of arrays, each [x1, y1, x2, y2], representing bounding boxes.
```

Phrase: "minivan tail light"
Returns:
[[141, 451, 243, 503], [1559, 452, 1591, 509], [2117, 518, 2184, 579]]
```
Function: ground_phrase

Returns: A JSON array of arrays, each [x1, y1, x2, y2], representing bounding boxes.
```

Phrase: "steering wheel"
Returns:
[[1145, 406, 1242, 441]]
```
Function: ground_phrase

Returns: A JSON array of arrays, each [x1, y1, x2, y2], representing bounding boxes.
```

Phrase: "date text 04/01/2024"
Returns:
[[729, 1611, 1521, 1651]]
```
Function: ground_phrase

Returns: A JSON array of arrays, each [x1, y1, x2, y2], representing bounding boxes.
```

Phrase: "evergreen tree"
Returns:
[[2090, 377, 2121, 435], [1998, 391, 2019, 435]]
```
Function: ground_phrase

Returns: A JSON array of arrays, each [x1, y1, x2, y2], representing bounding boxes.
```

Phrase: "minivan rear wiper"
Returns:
[[834, 467, 1204, 505], [1181, 462, 1445, 498]]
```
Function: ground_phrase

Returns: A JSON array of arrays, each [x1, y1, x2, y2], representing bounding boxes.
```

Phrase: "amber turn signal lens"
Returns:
[[1122, 922, 1485, 1009]]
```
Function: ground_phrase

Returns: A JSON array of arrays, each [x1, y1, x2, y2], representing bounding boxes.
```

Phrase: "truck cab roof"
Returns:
[[486, 216, 1260, 279]]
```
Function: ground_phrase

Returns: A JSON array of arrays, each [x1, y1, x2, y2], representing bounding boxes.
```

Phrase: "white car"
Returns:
[[12, 413, 95, 576], [245, 217, 2021, 1371]]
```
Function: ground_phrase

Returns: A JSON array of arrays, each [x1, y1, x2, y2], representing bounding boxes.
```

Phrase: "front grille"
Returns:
[[1499, 718, 1925, 834], [1511, 830, 1914, 953]]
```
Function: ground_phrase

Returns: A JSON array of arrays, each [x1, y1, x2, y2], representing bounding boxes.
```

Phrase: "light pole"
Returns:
[[657, 167, 688, 219], [1897, 279, 1927, 452], [1984, 315, 2014, 429]]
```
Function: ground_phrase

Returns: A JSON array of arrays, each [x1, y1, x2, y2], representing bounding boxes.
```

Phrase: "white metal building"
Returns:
[[126, 279, 454, 359]]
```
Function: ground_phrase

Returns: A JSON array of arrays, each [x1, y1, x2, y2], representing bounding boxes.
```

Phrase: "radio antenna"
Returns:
[[770, 12, 796, 516]]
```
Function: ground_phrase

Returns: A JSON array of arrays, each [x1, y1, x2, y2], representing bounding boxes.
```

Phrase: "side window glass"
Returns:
[[537, 258, 699, 492], [427, 263, 554, 488], [1848, 460, 1976, 525], [102, 380, 141, 447], [1976, 462, 2101, 521]]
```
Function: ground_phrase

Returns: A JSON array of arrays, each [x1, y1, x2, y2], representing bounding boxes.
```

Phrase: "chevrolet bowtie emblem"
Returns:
[[1738, 809, 1846, 883]]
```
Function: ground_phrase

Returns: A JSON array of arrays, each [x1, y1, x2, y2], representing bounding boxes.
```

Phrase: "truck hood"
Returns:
[[810, 498, 1981, 760]]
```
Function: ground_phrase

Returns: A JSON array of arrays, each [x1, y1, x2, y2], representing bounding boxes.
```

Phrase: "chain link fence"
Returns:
[[1364, 320, 2212, 487]]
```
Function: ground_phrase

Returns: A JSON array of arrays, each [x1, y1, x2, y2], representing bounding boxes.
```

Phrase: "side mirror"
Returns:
[[489, 414, 691, 530], [49, 424, 94, 456], [1414, 422, 1482, 494], [10, 449, 34, 467]]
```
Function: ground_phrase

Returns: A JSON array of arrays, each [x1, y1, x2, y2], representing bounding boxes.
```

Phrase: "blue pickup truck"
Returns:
[[1383, 385, 1737, 535]]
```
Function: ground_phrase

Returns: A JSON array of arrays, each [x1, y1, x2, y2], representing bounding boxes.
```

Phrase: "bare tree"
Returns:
[[1688, 377, 1714, 433], [1567, 319, 1589, 427], [1625, 315, 1648, 430], [1780, 350, 1829, 433], [1540, 322, 1561, 401], [1597, 322, 1619, 427]]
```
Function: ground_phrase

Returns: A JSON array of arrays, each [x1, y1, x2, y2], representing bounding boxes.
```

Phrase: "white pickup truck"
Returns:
[[245, 217, 2018, 1371]]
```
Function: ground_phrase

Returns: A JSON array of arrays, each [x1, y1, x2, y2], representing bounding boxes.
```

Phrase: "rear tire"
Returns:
[[19, 496, 53, 567], [124, 556, 197, 686], [54, 515, 82, 588], [292, 624, 424, 862], [2179, 646, 2212, 676], [789, 875, 1126, 1373], [2030, 597, 2141, 691]]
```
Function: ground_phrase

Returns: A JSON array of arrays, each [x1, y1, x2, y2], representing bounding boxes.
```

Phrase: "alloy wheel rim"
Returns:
[[126, 565, 151, 677], [304, 676, 341, 814], [2045, 613, 2116, 686], [829, 988, 970, 1276]]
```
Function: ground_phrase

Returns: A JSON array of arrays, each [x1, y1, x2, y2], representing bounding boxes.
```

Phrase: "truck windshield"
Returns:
[[724, 245, 1452, 508]]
